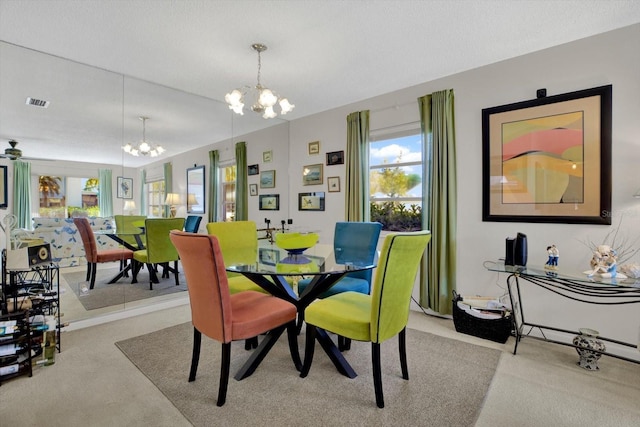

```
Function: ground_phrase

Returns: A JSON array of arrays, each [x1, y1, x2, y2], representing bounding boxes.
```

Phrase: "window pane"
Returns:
[[369, 133, 423, 231], [39, 175, 100, 218], [221, 165, 236, 222]]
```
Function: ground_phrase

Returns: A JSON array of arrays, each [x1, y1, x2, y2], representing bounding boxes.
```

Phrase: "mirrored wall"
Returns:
[[0, 40, 285, 324]]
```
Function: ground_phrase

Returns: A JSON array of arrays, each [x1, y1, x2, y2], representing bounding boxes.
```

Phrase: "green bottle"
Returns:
[[43, 330, 56, 366]]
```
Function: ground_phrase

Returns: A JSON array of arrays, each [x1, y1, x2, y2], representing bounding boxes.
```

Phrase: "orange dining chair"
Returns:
[[169, 230, 301, 406], [74, 217, 135, 289]]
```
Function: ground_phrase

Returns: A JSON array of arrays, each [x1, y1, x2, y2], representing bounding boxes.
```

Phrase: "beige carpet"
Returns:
[[116, 322, 501, 426], [62, 268, 187, 310]]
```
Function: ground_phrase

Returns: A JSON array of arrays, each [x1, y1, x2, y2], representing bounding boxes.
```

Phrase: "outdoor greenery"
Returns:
[[369, 158, 422, 231], [370, 201, 422, 231]]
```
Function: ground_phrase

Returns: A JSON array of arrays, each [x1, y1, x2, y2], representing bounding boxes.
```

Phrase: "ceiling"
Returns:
[[1, 0, 640, 167]]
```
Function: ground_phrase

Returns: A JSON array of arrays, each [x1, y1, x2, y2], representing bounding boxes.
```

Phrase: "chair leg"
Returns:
[[296, 312, 304, 335], [89, 263, 97, 289], [244, 337, 258, 350], [146, 263, 157, 290], [173, 260, 179, 286], [300, 324, 316, 378], [399, 327, 409, 380], [85, 263, 91, 282], [338, 336, 352, 351], [286, 321, 302, 371], [189, 327, 202, 382], [372, 342, 384, 408], [217, 342, 231, 407]]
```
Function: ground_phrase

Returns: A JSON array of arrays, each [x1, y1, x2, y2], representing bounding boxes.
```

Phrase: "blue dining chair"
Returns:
[[184, 215, 202, 233], [297, 221, 382, 343], [298, 222, 382, 298]]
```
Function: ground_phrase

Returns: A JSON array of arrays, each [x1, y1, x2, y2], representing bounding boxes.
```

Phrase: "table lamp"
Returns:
[[164, 193, 181, 218], [187, 193, 198, 211], [123, 200, 136, 215]]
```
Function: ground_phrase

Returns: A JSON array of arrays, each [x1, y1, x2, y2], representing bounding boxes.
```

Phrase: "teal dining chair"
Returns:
[[300, 231, 431, 408], [184, 215, 202, 233], [297, 221, 382, 343]]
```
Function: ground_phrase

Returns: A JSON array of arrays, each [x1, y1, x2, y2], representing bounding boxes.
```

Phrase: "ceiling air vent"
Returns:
[[25, 97, 50, 108]]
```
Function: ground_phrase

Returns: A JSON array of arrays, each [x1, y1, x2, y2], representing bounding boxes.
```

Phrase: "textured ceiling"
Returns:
[[1, 0, 639, 166]]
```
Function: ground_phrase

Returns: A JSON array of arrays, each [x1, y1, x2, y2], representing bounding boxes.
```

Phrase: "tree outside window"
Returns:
[[369, 132, 424, 231]]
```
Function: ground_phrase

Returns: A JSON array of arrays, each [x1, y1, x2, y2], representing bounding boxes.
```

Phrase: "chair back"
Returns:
[[73, 217, 97, 262], [369, 231, 431, 344], [334, 222, 382, 287], [169, 230, 232, 343], [115, 215, 146, 247], [144, 218, 185, 263], [206, 221, 257, 268], [184, 215, 203, 233]]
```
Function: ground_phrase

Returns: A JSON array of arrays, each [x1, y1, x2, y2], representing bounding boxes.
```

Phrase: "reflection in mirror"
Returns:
[[186, 165, 205, 214], [0, 40, 289, 326]]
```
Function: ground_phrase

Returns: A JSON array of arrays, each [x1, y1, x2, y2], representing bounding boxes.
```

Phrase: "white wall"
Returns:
[[5, 24, 638, 347], [142, 23, 640, 347]]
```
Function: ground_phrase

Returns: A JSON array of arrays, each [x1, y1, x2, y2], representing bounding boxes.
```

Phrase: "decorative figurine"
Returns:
[[545, 245, 559, 270], [584, 244, 627, 279]]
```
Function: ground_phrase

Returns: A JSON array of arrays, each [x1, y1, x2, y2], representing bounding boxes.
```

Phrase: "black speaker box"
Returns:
[[505, 238, 515, 266]]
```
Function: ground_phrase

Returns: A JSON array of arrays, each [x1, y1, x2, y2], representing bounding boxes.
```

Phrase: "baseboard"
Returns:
[[64, 294, 189, 331]]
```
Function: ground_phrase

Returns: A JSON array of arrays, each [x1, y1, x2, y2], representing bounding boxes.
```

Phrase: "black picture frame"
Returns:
[[187, 165, 205, 214], [326, 150, 344, 166], [258, 247, 280, 266], [482, 85, 612, 225], [298, 192, 325, 211], [0, 165, 7, 209], [248, 164, 259, 176], [259, 194, 280, 210], [117, 176, 133, 199]]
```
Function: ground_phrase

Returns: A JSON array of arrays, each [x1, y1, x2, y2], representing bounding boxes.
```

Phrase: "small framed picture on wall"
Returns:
[[326, 150, 344, 166], [308, 141, 320, 155], [248, 164, 259, 175], [117, 176, 133, 199], [327, 176, 340, 192], [249, 183, 258, 196]]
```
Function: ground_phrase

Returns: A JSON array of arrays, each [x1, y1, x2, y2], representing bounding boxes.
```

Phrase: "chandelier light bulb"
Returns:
[[258, 88, 277, 107], [263, 106, 277, 119], [279, 98, 294, 114]]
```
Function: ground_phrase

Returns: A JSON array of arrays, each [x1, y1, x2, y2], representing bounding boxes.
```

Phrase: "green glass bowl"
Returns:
[[274, 232, 319, 252]]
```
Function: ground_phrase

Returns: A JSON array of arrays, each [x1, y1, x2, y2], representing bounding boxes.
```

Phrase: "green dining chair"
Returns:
[[300, 231, 431, 408], [114, 214, 146, 249], [205, 221, 267, 295], [132, 218, 185, 290]]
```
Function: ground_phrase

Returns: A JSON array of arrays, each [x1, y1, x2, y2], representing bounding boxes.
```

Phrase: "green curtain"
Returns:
[[12, 161, 32, 229], [235, 142, 247, 221], [98, 169, 113, 217], [208, 149, 219, 223], [140, 169, 147, 216], [163, 162, 173, 218], [418, 89, 457, 315], [344, 110, 370, 221]]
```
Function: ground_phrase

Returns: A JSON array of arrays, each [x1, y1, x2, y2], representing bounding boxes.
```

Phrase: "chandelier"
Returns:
[[225, 43, 295, 119], [122, 116, 165, 157]]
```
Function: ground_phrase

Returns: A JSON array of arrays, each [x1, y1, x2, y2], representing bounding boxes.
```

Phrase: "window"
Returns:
[[39, 176, 99, 218], [146, 179, 165, 218], [221, 164, 236, 221], [369, 128, 424, 231]]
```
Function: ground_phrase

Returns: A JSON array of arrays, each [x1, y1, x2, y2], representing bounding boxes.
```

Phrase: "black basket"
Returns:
[[452, 291, 512, 344]]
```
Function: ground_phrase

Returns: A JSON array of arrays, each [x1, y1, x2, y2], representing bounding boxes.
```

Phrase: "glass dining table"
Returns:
[[94, 228, 146, 284], [226, 242, 376, 380]]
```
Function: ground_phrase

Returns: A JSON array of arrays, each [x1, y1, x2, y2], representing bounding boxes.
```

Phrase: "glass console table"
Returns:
[[484, 261, 640, 364]]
